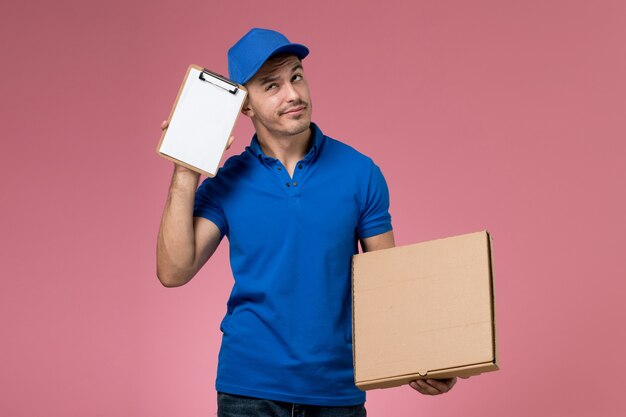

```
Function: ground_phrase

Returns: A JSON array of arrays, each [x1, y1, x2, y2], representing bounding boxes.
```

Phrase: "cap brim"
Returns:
[[241, 43, 310, 85], [270, 43, 309, 60]]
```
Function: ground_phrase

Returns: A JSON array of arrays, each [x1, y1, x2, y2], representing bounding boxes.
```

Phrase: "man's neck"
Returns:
[[256, 126, 312, 169]]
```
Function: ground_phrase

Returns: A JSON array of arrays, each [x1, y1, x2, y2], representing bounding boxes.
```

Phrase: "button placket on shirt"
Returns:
[[273, 161, 305, 199]]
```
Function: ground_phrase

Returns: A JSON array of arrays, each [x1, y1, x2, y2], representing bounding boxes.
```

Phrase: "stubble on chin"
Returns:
[[278, 120, 310, 137], [279, 106, 312, 136]]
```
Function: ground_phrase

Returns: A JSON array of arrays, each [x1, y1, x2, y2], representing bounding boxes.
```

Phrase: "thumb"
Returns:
[[226, 135, 235, 150]]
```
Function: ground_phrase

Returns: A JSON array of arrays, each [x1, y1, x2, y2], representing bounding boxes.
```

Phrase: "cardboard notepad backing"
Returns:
[[351, 230, 498, 390], [157, 65, 247, 177]]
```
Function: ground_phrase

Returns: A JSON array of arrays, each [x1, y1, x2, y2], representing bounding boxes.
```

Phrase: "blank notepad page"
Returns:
[[159, 66, 247, 176]]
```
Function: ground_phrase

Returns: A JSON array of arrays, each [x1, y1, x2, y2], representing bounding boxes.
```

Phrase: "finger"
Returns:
[[410, 379, 441, 395], [424, 379, 449, 393], [445, 377, 457, 391], [226, 135, 235, 150], [161, 120, 169, 130], [427, 378, 457, 393], [409, 380, 429, 395]]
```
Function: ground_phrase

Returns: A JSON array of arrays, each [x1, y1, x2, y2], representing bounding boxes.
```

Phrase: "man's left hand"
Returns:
[[409, 378, 457, 395]]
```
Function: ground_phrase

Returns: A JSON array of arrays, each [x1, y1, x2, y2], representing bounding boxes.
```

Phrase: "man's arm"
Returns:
[[156, 164, 222, 287], [359, 230, 395, 252], [156, 120, 234, 287]]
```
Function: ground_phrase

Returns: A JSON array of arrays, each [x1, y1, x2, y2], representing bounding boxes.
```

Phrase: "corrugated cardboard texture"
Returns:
[[352, 231, 498, 390]]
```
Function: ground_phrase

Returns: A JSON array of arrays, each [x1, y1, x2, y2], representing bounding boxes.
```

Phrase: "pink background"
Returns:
[[2, 0, 625, 416]]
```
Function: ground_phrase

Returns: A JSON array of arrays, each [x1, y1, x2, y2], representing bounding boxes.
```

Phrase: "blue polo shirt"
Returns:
[[193, 122, 392, 406]]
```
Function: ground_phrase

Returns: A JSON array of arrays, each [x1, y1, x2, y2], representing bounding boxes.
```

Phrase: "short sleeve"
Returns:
[[357, 163, 393, 239], [193, 178, 229, 238]]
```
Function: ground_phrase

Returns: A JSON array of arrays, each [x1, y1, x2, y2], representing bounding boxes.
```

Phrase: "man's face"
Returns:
[[243, 54, 312, 138]]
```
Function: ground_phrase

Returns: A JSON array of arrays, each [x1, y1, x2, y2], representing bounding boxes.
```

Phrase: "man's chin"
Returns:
[[284, 119, 311, 136]]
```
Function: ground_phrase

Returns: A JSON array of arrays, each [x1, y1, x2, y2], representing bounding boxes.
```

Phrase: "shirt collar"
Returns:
[[247, 122, 325, 164]]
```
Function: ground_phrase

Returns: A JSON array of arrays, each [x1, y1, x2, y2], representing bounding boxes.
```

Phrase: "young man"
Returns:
[[157, 28, 457, 417]]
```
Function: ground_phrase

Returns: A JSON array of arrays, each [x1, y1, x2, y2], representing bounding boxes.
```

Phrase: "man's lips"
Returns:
[[281, 106, 306, 115]]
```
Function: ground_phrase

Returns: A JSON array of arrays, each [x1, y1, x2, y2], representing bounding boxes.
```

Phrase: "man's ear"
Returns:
[[241, 96, 253, 117]]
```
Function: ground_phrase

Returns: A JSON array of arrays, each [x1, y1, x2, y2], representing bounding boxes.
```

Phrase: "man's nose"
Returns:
[[283, 82, 300, 102]]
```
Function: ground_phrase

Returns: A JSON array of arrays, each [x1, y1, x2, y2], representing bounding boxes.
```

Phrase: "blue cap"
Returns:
[[228, 28, 309, 85]]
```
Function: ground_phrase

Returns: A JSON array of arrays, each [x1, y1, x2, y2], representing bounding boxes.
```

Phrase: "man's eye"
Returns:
[[293, 74, 303, 81], [265, 83, 277, 91]]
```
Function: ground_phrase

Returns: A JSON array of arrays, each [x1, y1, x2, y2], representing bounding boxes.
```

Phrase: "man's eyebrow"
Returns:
[[257, 62, 303, 85], [258, 74, 279, 85]]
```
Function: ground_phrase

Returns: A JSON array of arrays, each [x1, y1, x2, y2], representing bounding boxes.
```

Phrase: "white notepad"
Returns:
[[157, 65, 247, 176]]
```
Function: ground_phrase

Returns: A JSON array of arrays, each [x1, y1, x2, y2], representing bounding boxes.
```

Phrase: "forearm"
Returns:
[[156, 165, 200, 286]]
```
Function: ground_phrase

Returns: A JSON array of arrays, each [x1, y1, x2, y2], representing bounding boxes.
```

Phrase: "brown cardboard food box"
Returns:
[[351, 230, 498, 390]]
